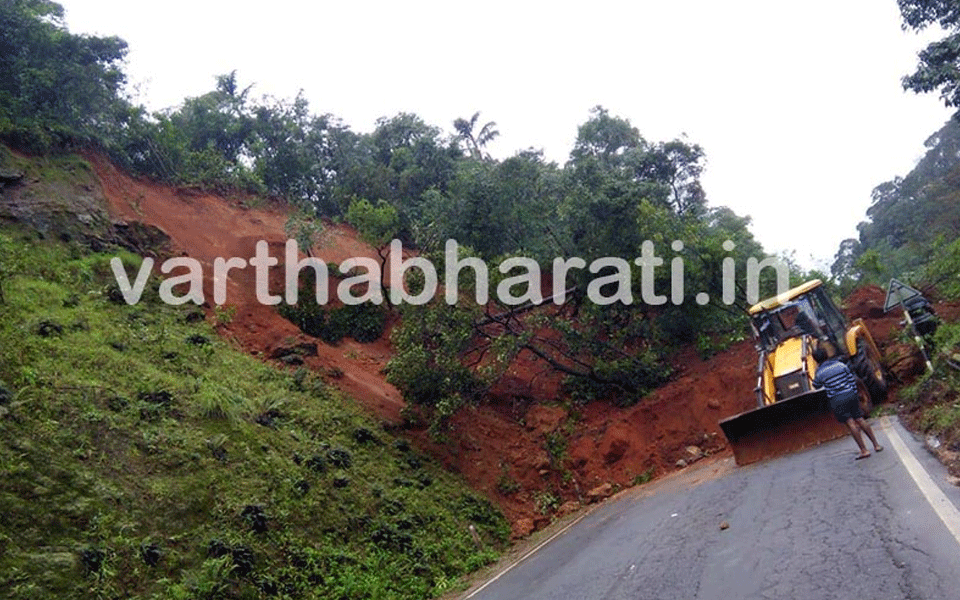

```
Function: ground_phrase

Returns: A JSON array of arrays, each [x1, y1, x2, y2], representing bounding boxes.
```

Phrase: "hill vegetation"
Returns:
[[830, 0, 960, 477], [0, 209, 508, 599], [0, 0, 802, 424]]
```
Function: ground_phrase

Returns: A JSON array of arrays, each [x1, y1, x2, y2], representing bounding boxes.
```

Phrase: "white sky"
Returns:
[[57, 0, 953, 270]]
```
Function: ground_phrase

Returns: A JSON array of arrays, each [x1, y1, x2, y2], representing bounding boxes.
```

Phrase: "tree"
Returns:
[[569, 106, 642, 163], [0, 0, 129, 149], [251, 93, 342, 215], [385, 301, 484, 430], [167, 71, 255, 165], [898, 0, 960, 107], [453, 112, 500, 160], [831, 238, 861, 285], [647, 140, 707, 217], [850, 117, 960, 277], [345, 198, 400, 288], [434, 150, 562, 261], [335, 113, 461, 224]]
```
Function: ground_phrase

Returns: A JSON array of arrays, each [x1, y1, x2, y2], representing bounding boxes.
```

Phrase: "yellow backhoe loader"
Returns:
[[719, 280, 887, 465]]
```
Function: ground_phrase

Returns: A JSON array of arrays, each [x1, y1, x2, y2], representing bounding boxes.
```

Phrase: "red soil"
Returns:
[[86, 154, 942, 536]]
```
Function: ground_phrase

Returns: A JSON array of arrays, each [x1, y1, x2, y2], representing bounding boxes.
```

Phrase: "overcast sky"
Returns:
[[57, 0, 953, 270]]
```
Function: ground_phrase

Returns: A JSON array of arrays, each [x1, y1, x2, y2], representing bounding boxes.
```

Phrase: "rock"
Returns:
[[80, 547, 105, 574], [587, 482, 613, 502], [599, 422, 634, 465], [140, 542, 162, 567], [185, 334, 209, 346], [231, 545, 256, 575], [0, 169, 24, 186], [523, 404, 566, 432], [720, 520, 730, 530], [256, 410, 281, 428], [353, 427, 380, 445], [512, 517, 535, 538], [675, 459, 688, 469], [887, 343, 928, 382], [36, 320, 63, 337], [280, 354, 304, 365], [707, 398, 721, 410], [240, 505, 268, 533], [684, 445, 704, 461], [270, 342, 318, 360], [139, 390, 173, 406], [534, 516, 553, 530], [557, 500, 581, 518]]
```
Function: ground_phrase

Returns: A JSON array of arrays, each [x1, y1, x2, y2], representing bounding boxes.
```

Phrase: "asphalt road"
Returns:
[[464, 417, 960, 600]]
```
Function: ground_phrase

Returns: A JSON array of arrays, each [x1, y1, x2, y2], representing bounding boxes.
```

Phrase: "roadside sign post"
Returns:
[[884, 278, 934, 373]]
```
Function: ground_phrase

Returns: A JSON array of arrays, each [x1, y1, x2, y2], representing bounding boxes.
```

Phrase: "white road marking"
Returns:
[[463, 507, 596, 599], [465, 420, 960, 598], [881, 416, 960, 548]]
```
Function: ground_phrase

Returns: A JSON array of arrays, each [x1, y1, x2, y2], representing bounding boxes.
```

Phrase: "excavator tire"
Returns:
[[853, 341, 888, 405]]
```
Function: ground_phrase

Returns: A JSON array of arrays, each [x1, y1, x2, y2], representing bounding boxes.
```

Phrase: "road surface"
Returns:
[[464, 417, 960, 600]]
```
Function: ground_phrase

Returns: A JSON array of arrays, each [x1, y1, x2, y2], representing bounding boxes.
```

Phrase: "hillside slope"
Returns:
[[7, 148, 948, 538], [78, 152, 764, 528], [0, 152, 512, 599]]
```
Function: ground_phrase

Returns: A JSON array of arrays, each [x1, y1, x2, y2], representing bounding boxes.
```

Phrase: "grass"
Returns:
[[631, 468, 656, 486], [895, 321, 960, 456], [0, 224, 508, 599]]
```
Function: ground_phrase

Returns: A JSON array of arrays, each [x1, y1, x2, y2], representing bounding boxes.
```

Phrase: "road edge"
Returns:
[[880, 415, 960, 549]]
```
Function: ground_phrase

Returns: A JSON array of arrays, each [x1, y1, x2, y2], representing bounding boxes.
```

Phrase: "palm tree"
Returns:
[[453, 111, 499, 159]]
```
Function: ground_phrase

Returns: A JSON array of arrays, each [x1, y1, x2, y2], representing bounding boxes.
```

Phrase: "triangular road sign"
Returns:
[[884, 278, 924, 312]]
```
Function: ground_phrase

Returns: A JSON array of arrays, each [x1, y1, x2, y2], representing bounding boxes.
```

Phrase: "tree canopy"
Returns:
[[0, 1, 796, 420], [899, 0, 960, 107], [0, 0, 129, 149]]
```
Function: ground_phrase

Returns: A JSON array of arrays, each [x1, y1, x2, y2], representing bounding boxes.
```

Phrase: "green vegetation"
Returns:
[[0, 0, 128, 152], [823, 0, 960, 457], [385, 301, 484, 434], [899, 0, 960, 108], [833, 117, 960, 289], [1, 0, 804, 429], [0, 225, 508, 599], [7, 2, 960, 595], [832, 0, 960, 290], [278, 291, 388, 345], [631, 468, 657, 487], [898, 322, 960, 443]]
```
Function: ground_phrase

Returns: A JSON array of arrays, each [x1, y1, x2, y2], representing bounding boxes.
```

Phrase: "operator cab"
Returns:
[[749, 281, 849, 362]]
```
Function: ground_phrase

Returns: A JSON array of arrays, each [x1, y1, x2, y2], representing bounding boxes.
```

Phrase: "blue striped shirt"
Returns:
[[812, 358, 858, 398]]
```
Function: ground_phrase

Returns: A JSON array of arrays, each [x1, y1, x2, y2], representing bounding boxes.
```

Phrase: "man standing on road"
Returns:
[[812, 345, 884, 460]]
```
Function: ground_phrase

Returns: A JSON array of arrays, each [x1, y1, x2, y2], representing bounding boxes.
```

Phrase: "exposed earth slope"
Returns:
[[37, 151, 955, 535]]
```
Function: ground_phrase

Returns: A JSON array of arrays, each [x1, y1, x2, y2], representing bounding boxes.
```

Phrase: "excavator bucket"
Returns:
[[719, 390, 847, 466]]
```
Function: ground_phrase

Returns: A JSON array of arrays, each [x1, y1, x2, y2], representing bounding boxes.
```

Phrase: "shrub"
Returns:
[[278, 301, 386, 344]]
